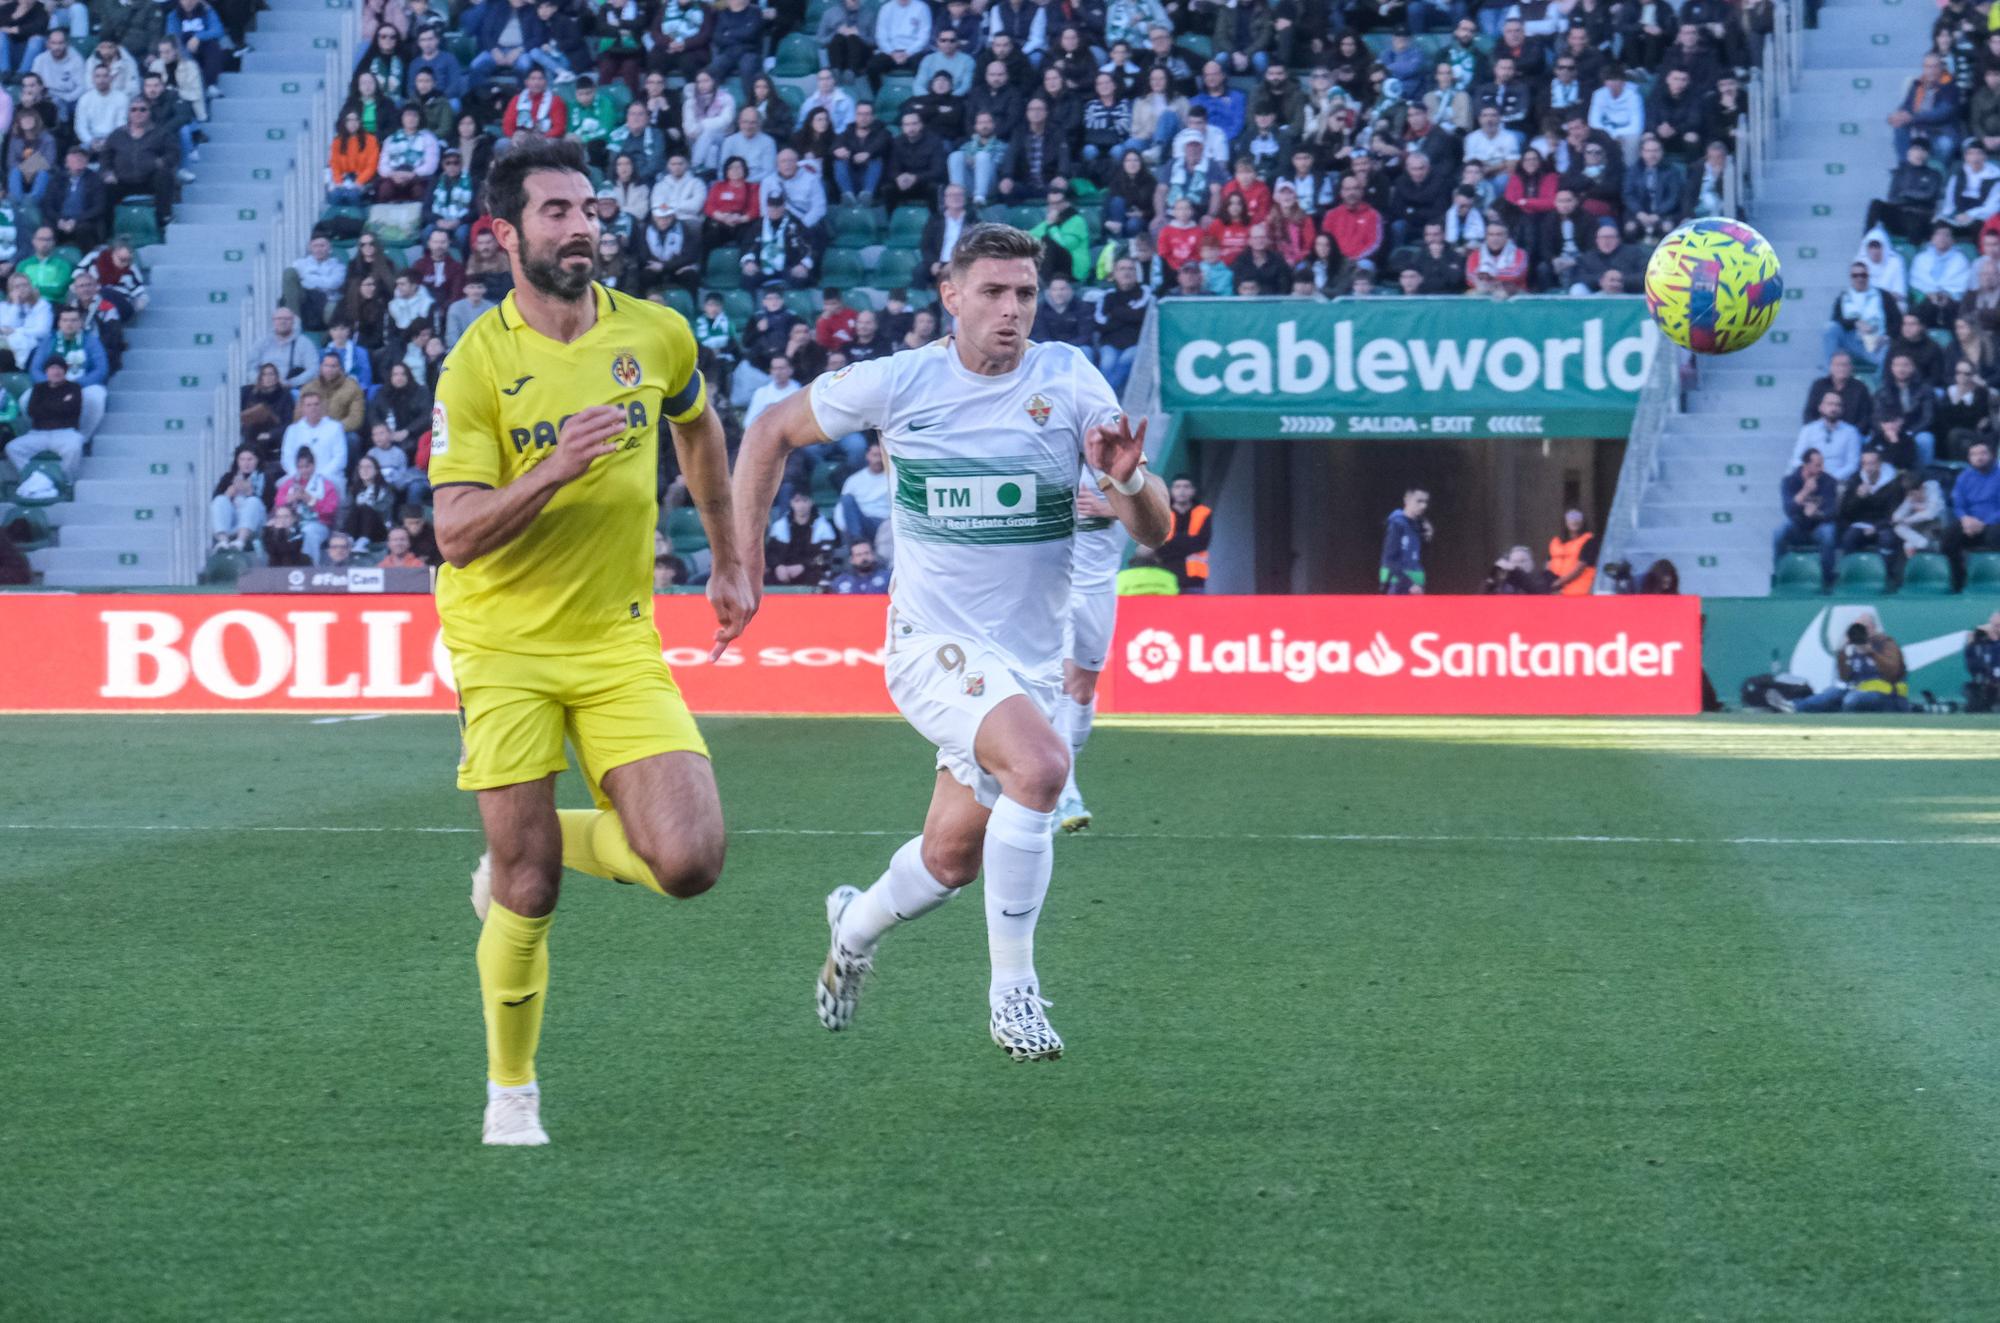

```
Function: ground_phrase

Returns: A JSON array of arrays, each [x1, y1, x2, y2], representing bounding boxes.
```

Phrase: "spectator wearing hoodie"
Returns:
[[1031, 275, 1093, 347]]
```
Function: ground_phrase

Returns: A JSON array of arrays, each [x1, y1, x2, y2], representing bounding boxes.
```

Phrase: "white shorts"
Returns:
[[886, 631, 1059, 808], [1065, 582, 1118, 672]]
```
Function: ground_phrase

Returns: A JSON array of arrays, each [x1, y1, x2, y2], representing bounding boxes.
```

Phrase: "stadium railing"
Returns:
[[1595, 320, 1685, 589], [177, 3, 355, 582]]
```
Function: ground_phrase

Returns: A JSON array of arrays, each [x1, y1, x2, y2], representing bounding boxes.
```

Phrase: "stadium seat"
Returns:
[[875, 77, 915, 118], [703, 247, 743, 289], [1901, 552, 1956, 595], [12, 454, 71, 504], [830, 206, 881, 248], [5, 504, 52, 550], [1771, 552, 1826, 596], [666, 503, 708, 553], [784, 288, 820, 320], [774, 32, 818, 77], [1833, 553, 1890, 596], [885, 205, 929, 248], [1967, 552, 2000, 591], [776, 84, 805, 113], [708, 287, 754, 322], [659, 287, 695, 319], [0, 371, 33, 401], [1180, 34, 1213, 59], [842, 288, 878, 312], [872, 248, 919, 287], [114, 202, 160, 248], [820, 248, 866, 286], [202, 547, 250, 585]]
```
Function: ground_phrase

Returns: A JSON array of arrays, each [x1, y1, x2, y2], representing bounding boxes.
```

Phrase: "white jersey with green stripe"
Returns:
[[809, 337, 1124, 674]]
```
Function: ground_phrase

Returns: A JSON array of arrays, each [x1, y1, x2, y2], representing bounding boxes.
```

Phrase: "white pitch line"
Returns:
[[2, 823, 1998, 848]]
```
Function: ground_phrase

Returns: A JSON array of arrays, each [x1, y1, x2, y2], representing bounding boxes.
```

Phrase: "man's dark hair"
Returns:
[[484, 136, 591, 232], [398, 503, 425, 521], [947, 223, 1041, 281], [294, 445, 316, 465], [1799, 446, 1823, 463]]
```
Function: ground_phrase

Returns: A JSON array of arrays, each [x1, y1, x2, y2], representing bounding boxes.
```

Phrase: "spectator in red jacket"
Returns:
[[1218, 156, 1272, 224], [1322, 173, 1383, 263], [1466, 224, 1531, 296], [502, 68, 568, 143]]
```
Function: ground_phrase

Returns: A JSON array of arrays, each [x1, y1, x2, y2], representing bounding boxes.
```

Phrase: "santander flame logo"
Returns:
[[1353, 632, 1405, 677], [1125, 628, 1183, 683]]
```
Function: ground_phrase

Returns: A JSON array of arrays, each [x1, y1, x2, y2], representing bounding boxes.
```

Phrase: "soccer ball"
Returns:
[[1643, 217, 1784, 355]]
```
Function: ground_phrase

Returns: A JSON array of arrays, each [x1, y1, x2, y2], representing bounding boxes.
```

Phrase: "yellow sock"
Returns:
[[557, 809, 664, 896], [476, 900, 551, 1088]]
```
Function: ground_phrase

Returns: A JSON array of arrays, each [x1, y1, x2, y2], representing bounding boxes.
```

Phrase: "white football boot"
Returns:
[[1057, 793, 1092, 834], [470, 852, 492, 921], [816, 886, 874, 1031], [990, 985, 1064, 1061], [482, 1085, 549, 1146]]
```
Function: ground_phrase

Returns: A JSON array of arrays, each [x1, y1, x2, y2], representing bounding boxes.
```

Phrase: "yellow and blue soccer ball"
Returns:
[[1643, 217, 1783, 354]]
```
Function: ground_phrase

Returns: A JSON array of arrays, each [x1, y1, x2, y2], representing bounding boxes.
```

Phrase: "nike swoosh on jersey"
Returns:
[[502, 375, 534, 395]]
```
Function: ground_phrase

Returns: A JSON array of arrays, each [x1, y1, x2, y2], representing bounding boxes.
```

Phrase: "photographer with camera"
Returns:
[[1964, 610, 2000, 712], [1771, 614, 1912, 713]]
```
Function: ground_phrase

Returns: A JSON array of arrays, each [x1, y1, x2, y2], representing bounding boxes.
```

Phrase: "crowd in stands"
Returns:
[[1788, 1, 2000, 594], [223, 0, 1778, 580], [0, 0, 239, 513]]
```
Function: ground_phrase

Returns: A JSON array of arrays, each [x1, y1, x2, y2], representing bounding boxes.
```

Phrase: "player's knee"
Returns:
[[638, 834, 725, 900], [921, 837, 981, 888], [490, 841, 561, 913], [1007, 747, 1070, 810]]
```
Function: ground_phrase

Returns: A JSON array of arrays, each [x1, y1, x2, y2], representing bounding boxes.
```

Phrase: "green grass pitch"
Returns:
[[4, 713, 1999, 1321]]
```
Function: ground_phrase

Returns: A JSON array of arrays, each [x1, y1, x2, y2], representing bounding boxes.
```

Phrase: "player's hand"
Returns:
[[1085, 413, 1148, 488], [1076, 483, 1114, 520], [706, 561, 756, 661], [540, 405, 628, 485]]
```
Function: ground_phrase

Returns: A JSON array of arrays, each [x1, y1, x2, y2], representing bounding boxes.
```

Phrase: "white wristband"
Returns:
[[1106, 464, 1148, 497]]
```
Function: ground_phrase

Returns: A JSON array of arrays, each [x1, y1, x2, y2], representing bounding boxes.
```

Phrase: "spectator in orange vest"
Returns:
[[1157, 475, 1211, 592], [1547, 509, 1598, 595]]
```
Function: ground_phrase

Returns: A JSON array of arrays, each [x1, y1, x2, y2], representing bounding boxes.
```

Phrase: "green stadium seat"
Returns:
[[202, 546, 251, 585], [0, 370, 34, 401], [1003, 203, 1042, 230], [1833, 552, 1890, 596], [774, 32, 819, 77], [842, 288, 879, 312], [659, 287, 696, 319], [871, 248, 919, 287], [875, 77, 915, 118], [885, 205, 929, 248], [1900, 551, 1956, 595], [784, 288, 821, 320], [1771, 552, 1826, 596], [1967, 551, 2000, 591], [1180, 34, 1213, 60], [449, 33, 478, 65], [114, 202, 160, 248], [666, 503, 709, 553], [12, 453, 71, 504], [820, 248, 866, 286], [830, 206, 881, 248], [5, 504, 52, 550], [775, 84, 805, 113], [703, 246, 744, 288]]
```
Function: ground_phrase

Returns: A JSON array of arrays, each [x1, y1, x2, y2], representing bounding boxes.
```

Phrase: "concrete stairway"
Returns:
[[1618, 0, 1919, 597], [31, 4, 346, 586]]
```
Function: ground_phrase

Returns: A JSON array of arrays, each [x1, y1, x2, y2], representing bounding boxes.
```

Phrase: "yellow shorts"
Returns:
[[453, 641, 708, 806]]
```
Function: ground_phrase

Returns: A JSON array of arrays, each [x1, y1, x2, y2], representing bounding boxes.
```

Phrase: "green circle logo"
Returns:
[[996, 482, 1022, 508]]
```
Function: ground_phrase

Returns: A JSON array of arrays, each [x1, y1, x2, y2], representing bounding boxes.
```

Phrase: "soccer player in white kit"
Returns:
[[732, 224, 1171, 1059], [1055, 490, 1129, 832]]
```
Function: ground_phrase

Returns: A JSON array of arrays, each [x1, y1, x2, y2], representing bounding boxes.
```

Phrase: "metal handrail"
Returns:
[[187, 6, 354, 582], [1595, 341, 1684, 588]]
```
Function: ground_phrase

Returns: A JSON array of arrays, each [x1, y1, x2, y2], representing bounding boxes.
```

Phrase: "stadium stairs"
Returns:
[[31, 4, 347, 587], [1616, 0, 1909, 598]]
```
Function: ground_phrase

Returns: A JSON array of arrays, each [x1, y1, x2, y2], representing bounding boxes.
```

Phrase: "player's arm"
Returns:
[[433, 405, 629, 568], [732, 388, 832, 593], [667, 396, 755, 659], [1086, 413, 1172, 548]]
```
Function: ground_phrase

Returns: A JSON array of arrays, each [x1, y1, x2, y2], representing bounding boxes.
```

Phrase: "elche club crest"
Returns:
[[611, 350, 642, 389], [1025, 393, 1053, 426]]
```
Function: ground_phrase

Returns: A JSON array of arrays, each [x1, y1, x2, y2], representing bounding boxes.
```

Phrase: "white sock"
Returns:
[[487, 1080, 538, 1101], [836, 836, 955, 953], [984, 795, 1057, 1001], [1068, 697, 1095, 758]]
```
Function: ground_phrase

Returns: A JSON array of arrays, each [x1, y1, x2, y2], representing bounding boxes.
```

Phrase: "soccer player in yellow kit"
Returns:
[[429, 139, 751, 1146]]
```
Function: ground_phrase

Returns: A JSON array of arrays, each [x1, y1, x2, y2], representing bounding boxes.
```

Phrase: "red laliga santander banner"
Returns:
[[0, 593, 1699, 715], [1107, 595, 1703, 715]]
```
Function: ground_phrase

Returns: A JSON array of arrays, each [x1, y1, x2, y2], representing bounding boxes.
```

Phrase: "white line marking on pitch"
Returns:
[[2, 824, 1997, 848]]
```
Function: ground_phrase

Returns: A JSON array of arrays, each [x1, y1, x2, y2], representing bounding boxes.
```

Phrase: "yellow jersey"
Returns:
[[430, 283, 706, 657]]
